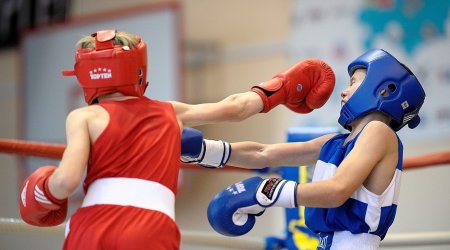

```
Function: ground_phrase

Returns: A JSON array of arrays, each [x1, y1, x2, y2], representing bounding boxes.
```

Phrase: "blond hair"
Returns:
[[76, 31, 140, 49]]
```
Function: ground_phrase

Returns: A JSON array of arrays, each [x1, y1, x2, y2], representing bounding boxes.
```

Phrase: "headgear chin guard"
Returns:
[[338, 49, 426, 131], [62, 29, 148, 104]]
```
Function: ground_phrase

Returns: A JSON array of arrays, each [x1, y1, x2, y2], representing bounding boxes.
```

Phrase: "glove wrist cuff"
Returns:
[[43, 177, 66, 207], [200, 139, 231, 168], [251, 78, 285, 113], [272, 180, 297, 208]]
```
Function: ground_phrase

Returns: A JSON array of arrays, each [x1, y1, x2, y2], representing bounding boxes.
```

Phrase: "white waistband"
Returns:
[[82, 178, 175, 221], [326, 231, 381, 250]]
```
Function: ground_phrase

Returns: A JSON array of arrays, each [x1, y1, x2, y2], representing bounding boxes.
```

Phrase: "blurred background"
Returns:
[[0, 0, 449, 249]]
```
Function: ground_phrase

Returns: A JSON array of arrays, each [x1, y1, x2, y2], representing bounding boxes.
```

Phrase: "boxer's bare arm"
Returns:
[[170, 92, 263, 127], [228, 133, 336, 169], [48, 108, 90, 199]]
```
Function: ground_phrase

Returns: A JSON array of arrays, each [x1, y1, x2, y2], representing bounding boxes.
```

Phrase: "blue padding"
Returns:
[[264, 236, 285, 250], [287, 126, 340, 142]]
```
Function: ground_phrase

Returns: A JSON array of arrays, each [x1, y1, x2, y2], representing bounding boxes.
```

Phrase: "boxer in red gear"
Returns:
[[19, 29, 335, 249], [63, 98, 181, 249]]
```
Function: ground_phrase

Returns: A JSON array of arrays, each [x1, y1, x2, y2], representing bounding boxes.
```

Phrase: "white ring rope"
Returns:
[[1, 217, 449, 248], [381, 231, 450, 247], [0, 217, 264, 249], [180, 230, 264, 249], [0, 217, 64, 236]]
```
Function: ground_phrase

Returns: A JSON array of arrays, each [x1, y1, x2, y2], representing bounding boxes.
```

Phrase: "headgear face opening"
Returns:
[[62, 30, 148, 104], [338, 49, 426, 131]]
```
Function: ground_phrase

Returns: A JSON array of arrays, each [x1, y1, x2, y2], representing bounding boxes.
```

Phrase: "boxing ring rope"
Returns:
[[1, 217, 450, 248], [0, 139, 246, 172], [0, 217, 265, 249], [1, 138, 450, 170], [1, 138, 450, 248]]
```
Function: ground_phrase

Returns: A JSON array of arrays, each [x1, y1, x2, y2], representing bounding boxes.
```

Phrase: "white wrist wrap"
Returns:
[[255, 178, 297, 208], [273, 180, 297, 208], [200, 139, 231, 168]]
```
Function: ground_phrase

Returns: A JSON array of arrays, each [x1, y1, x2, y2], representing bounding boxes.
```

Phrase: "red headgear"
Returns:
[[62, 30, 148, 104]]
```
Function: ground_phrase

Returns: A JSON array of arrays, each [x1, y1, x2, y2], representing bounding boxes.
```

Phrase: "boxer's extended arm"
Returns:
[[181, 129, 334, 169], [48, 109, 90, 199], [171, 92, 263, 127], [227, 133, 336, 169], [172, 59, 335, 127]]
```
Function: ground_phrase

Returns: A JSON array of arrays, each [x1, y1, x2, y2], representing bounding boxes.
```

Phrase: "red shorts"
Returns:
[[63, 205, 180, 250]]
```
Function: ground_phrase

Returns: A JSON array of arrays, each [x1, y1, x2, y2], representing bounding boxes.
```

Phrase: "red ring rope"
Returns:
[[1, 138, 449, 170], [0, 139, 243, 171]]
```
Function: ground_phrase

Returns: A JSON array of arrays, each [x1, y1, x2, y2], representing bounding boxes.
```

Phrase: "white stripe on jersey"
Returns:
[[312, 160, 336, 182], [351, 169, 402, 206]]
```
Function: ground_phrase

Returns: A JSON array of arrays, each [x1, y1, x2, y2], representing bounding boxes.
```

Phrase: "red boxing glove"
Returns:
[[19, 166, 68, 227], [251, 59, 335, 113]]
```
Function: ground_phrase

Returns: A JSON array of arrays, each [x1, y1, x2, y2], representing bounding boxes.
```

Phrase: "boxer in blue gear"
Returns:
[[199, 49, 425, 249]]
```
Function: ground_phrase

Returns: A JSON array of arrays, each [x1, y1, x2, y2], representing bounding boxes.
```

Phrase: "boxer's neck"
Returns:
[[97, 92, 138, 102]]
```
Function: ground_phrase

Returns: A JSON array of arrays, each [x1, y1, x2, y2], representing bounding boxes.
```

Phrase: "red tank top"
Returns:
[[83, 97, 180, 194]]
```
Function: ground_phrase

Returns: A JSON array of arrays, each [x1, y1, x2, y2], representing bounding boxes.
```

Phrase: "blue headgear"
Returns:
[[338, 49, 425, 131]]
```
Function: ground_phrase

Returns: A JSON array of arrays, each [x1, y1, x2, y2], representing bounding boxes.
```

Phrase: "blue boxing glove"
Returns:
[[207, 176, 298, 236], [181, 127, 204, 159], [180, 127, 231, 168]]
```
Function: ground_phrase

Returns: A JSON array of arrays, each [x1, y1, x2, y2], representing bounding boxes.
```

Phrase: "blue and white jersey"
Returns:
[[305, 129, 403, 249]]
